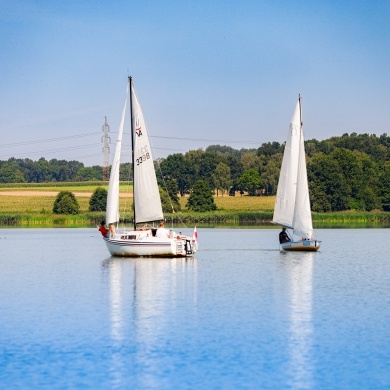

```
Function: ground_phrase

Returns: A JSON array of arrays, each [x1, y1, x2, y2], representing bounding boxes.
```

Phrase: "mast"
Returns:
[[299, 94, 302, 130], [129, 76, 136, 231]]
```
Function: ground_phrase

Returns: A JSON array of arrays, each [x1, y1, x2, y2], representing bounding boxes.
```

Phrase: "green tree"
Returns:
[[355, 186, 380, 211], [89, 187, 108, 212], [331, 148, 362, 202], [76, 166, 103, 181], [206, 144, 241, 159], [379, 163, 390, 211], [198, 152, 222, 189], [159, 180, 181, 213], [119, 162, 133, 181], [32, 158, 53, 182], [309, 183, 332, 212], [160, 188, 180, 213], [0, 162, 26, 183], [261, 159, 280, 195], [53, 191, 80, 214], [308, 153, 349, 212], [225, 155, 244, 194], [213, 162, 231, 196], [237, 168, 261, 196], [257, 141, 283, 157], [165, 179, 181, 211], [186, 180, 217, 212], [160, 153, 194, 196], [240, 153, 260, 171]]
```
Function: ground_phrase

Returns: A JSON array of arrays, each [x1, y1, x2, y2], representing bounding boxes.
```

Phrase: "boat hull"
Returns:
[[103, 230, 197, 257], [280, 240, 321, 252]]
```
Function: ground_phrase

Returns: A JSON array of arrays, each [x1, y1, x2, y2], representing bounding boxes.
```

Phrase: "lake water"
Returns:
[[0, 227, 389, 389]]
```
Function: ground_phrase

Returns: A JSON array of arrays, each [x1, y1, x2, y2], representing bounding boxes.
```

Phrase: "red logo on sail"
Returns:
[[135, 118, 142, 137]]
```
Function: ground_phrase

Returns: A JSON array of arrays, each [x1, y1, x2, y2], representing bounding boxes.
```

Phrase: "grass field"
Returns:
[[0, 185, 274, 213], [0, 184, 389, 225]]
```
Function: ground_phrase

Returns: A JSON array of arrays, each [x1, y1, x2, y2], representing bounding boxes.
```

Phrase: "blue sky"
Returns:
[[1, 0, 389, 166]]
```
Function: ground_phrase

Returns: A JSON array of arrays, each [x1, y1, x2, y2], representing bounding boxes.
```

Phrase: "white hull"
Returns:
[[280, 240, 321, 252], [104, 229, 196, 257]]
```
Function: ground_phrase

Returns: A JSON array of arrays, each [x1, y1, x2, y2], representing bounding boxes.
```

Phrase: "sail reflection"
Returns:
[[277, 252, 314, 389], [101, 256, 198, 388], [108, 259, 124, 341]]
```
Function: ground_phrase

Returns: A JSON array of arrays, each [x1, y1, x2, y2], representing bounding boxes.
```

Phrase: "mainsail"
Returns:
[[131, 84, 164, 224], [273, 99, 301, 229]]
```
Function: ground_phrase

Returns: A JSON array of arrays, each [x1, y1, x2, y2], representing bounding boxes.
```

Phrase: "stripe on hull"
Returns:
[[281, 240, 321, 252]]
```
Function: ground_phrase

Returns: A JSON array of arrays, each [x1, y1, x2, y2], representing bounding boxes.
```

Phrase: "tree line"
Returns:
[[1, 132, 390, 212]]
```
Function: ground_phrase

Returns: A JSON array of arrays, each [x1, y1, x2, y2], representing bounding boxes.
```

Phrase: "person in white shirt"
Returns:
[[156, 221, 170, 238]]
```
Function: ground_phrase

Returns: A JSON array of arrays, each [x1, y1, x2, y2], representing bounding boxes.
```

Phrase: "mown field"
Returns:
[[0, 184, 389, 226], [0, 184, 274, 213]]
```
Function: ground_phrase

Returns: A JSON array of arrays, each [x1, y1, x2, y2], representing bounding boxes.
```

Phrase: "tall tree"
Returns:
[[213, 162, 231, 196], [159, 153, 194, 196], [308, 153, 349, 212], [237, 168, 261, 196]]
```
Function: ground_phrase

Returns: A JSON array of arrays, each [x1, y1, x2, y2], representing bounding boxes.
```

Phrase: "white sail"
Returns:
[[273, 97, 314, 240], [131, 84, 164, 224], [272, 100, 301, 228], [292, 121, 313, 239], [106, 93, 128, 225]]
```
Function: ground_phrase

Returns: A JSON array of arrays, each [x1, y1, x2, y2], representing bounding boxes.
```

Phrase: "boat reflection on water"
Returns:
[[276, 252, 315, 388], [101, 256, 198, 387]]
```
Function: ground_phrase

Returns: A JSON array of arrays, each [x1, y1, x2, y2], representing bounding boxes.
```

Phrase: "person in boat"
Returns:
[[109, 223, 115, 235], [156, 221, 170, 239], [279, 228, 291, 243], [99, 221, 109, 237]]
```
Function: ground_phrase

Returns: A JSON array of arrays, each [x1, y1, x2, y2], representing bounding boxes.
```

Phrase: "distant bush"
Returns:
[[186, 180, 217, 212], [89, 187, 107, 212], [53, 191, 80, 215]]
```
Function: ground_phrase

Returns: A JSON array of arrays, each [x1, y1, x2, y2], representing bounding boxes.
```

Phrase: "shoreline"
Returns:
[[0, 211, 389, 228]]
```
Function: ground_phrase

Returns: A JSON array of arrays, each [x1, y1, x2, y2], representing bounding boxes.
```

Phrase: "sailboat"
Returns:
[[273, 96, 321, 252], [102, 77, 198, 257]]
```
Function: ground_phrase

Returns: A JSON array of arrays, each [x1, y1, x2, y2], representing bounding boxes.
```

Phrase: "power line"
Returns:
[[2, 132, 262, 150], [0, 143, 101, 159], [0, 132, 100, 149]]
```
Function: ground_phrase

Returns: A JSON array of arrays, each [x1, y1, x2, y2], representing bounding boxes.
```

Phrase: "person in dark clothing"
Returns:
[[279, 227, 291, 243]]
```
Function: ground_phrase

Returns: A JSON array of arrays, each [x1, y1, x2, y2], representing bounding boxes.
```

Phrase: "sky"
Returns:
[[1, 0, 390, 166]]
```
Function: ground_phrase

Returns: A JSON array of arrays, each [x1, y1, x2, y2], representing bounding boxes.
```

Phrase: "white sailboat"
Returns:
[[273, 96, 321, 252], [102, 77, 198, 257]]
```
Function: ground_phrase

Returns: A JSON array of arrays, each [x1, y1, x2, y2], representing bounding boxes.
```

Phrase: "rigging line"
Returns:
[[1, 153, 104, 162], [0, 132, 101, 149], [151, 138, 191, 232]]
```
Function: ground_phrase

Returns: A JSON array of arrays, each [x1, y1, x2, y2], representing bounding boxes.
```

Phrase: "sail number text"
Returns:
[[136, 147, 150, 165]]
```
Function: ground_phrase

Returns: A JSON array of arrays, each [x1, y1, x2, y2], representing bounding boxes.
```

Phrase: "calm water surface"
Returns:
[[0, 228, 389, 389]]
